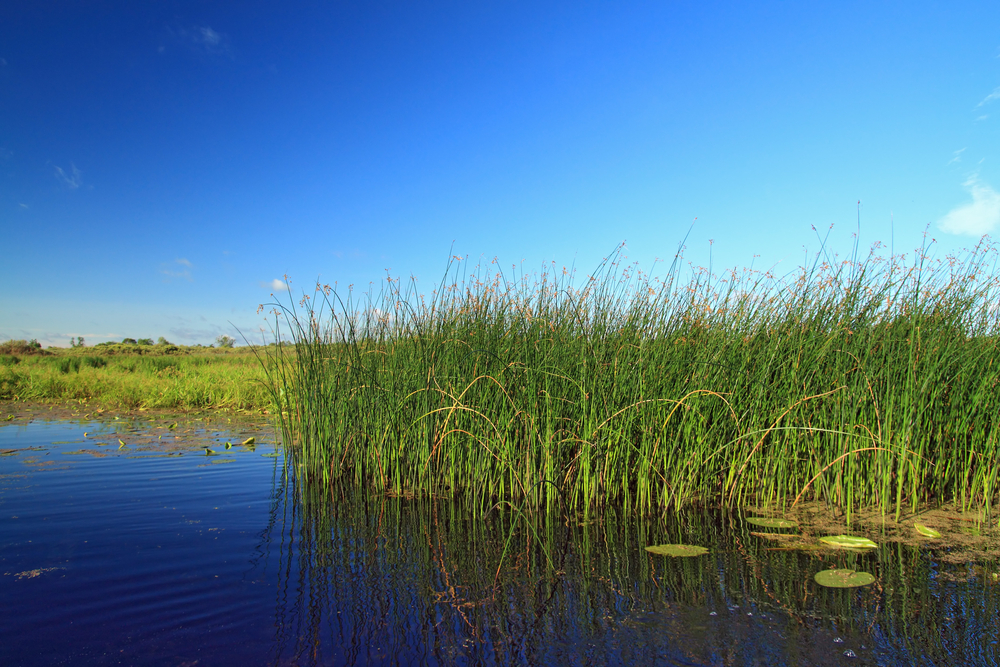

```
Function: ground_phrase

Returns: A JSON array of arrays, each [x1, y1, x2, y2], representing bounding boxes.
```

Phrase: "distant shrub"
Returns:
[[137, 338, 154, 346], [122, 338, 137, 345], [157, 336, 172, 346], [0, 339, 48, 355], [215, 335, 236, 348]]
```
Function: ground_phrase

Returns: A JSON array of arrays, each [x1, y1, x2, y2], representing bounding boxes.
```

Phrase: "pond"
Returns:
[[1, 412, 999, 666]]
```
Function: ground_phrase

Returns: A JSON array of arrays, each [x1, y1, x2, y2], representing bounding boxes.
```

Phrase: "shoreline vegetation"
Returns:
[[262, 239, 1000, 520], [0, 340, 272, 414]]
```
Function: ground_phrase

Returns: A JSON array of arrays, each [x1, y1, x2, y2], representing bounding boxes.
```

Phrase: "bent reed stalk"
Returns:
[[258, 238, 1000, 518]]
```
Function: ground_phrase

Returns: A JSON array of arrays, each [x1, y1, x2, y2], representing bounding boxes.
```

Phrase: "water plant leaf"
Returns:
[[914, 523, 941, 538], [205, 448, 217, 456], [224, 442, 232, 449], [746, 517, 798, 529], [644, 544, 709, 557], [814, 568, 876, 588], [819, 535, 878, 549], [118, 439, 127, 449], [242, 437, 255, 445]]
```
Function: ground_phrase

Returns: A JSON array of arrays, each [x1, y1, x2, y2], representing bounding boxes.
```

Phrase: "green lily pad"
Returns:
[[814, 568, 876, 588], [914, 523, 942, 538], [645, 544, 709, 557], [746, 517, 798, 529], [819, 535, 878, 549]]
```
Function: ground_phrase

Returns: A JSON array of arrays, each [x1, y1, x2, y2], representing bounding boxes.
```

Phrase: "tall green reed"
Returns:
[[260, 237, 1000, 518]]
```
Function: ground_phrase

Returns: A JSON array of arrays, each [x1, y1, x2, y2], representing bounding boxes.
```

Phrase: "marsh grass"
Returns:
[[263, 238, 1000, 518], [0, 347, 271, 412]]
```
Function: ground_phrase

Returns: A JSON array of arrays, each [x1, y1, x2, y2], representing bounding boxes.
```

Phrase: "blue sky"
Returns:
[[3, 1, 1000, 346]]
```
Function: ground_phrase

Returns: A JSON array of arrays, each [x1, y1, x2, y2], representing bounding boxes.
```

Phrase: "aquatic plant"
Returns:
[[262, 236, 1000, 518]]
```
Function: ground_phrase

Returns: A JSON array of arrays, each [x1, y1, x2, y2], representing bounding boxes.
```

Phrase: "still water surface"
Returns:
[[1, 417, 998, 666]]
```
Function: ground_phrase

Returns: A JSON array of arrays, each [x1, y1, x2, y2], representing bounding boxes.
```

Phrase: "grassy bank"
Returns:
[[265, 239, 1000, 518], [0, 343, 271, 413]]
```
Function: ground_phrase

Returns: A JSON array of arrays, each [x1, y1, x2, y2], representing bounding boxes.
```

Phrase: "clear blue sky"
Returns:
[[3, 1, 1000, 346]]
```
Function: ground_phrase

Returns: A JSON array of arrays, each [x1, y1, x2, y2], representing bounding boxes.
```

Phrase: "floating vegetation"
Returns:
[[242, 437, 255, 445], [644, 544, 709, 557], [819, 535, 878, 549], [5, 567, 65, 581], [814, 568, 876, 588], [746, 517, 798, 529], [260, 240, 1000, 516], [914, 523, 942, 538]]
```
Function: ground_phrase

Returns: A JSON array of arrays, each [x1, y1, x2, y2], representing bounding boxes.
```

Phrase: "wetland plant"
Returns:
[[260, 237, 1000, 518]]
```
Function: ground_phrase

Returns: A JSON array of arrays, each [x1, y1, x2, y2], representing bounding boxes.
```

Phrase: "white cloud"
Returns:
[[260, 278, 288, 292], [976, 86, 1000, 108], [18, 203, 28, 209], [947, 148, 966, 165], [938, 176, 1000, 236], [54, 163, 81, 189], [977, 114, 990, 122], [173, 25, 232, 58], [160, 258, 194, 281]]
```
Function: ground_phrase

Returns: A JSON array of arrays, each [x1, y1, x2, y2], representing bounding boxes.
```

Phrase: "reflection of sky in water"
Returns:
[[1, 419, 998, 666]]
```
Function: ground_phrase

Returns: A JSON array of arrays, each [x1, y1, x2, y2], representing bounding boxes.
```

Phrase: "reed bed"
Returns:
[[261, 238, 1000, 518]]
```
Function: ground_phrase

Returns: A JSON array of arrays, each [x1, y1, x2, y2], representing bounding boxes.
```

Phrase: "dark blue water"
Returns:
[[0, 419, 281, 665], [2, 418, 999, 666]]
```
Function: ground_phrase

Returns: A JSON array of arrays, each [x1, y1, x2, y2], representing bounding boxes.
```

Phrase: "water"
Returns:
[[2, 416, 998, 666]]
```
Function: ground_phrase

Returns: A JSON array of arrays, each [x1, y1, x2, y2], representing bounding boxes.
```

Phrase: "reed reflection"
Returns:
[[262, 467, 1000, 666]]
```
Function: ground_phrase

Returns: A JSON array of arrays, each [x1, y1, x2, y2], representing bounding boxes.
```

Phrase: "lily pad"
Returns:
[[819, 535, 878, 549], [746, 517, 798, 529], [914, 523, 942, 539], [242, 437, 256, 446], [645, 544, 709, 557], [814, 568, 876, 588]]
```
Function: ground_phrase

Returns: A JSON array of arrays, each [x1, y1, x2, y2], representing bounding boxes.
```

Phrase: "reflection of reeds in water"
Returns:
[[265, 480, 1000, 666], [259, 239, 1000, 518]]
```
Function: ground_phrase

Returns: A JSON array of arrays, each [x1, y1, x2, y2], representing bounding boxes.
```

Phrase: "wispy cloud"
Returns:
[[977, 114, 990, 122], [54, 163, 81, 189], [172, 25, 233, 58], [947, 148, 966, 165], [18, 203, 28, 209], [160, 258, 194, 282], [976, 86, 1000, 108], [938, 175, 1000, 236], [259, 278, 288, 292]]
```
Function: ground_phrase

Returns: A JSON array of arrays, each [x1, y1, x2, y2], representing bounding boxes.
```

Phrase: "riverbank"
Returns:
[[0, 344, 273, 414]]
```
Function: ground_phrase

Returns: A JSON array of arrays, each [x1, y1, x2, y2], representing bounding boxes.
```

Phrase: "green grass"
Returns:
[[0, 345, 272, 412], [264, 237, 1000, 518]]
